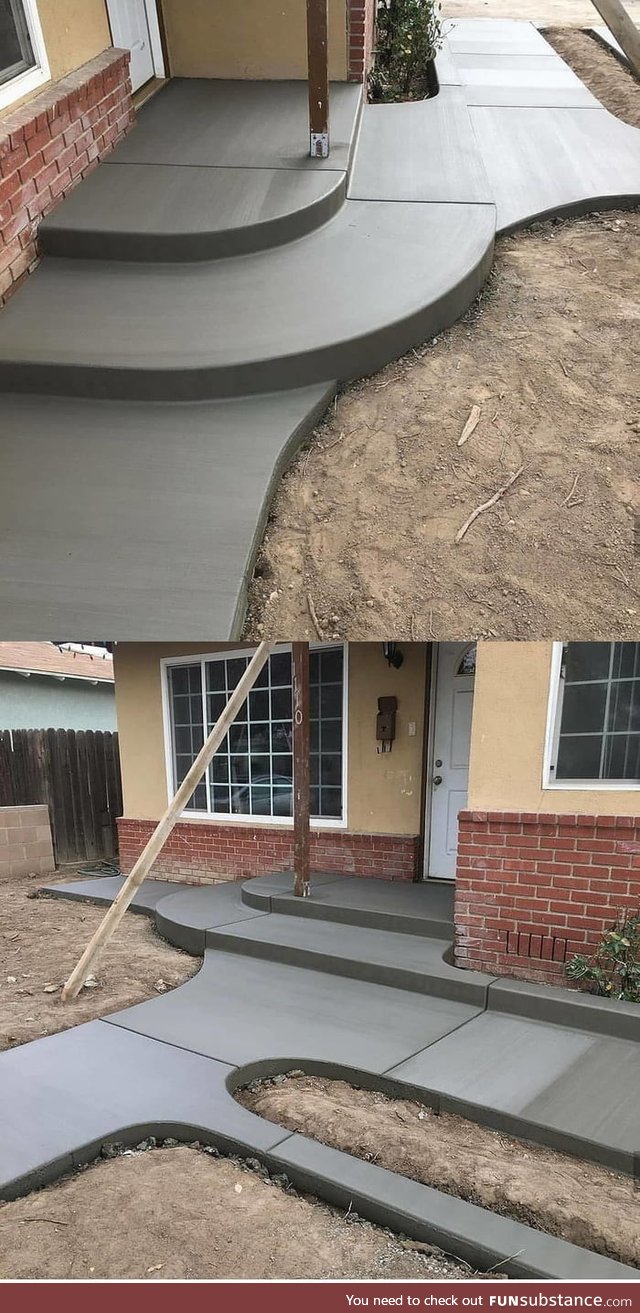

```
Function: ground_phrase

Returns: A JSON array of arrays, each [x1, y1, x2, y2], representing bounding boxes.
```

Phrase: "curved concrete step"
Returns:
[[0, 201, 496, 401], [39, 164, 347, 262], [207, 913, 490, 1005], [241, 873, 455, 939]]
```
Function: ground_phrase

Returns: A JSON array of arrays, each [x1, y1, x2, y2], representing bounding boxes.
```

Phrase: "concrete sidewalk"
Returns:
[[1, 872, 637, 1278]]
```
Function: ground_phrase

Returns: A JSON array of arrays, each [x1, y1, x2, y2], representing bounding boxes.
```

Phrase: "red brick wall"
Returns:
[[118, 817, 418, 884], [455, 810, 640, 986], [0, 47, 134, 306], [348, 0, 377, 81]]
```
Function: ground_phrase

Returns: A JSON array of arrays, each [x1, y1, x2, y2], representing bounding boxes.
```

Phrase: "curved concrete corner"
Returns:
[[0, 201, 495, 401]]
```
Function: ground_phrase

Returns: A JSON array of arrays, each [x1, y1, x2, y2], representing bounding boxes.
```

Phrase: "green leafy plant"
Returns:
[[566, 909, 640, 1002], [370, 0, 443, 102]]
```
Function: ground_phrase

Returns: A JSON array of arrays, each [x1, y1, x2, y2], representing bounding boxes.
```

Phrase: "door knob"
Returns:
[[433, 775, 443, 786]]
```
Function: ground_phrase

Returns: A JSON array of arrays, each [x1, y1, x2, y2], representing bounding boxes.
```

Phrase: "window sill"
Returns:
[[176, 810, 348, 830], [0, 63, 49, 114], [543, 780, 640, 791]]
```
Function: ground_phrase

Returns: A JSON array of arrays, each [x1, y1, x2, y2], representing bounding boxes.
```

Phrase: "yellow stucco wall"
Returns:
[[468, 642, 640, 816], [159, 0, 348, 80], [37, 0, 111, 82], [114, 642, 428, 834]]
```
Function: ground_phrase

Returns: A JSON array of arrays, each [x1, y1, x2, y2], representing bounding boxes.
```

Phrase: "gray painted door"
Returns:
[[426, 643, 476, 880], [106, 0, 155, 92]]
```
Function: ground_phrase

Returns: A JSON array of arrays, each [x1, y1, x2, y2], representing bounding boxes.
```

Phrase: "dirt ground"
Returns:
[[443, 0, 640, 24], [245, 35, 640, 643], [0, 873, 199, 1050], [239, 1074, 640, 1268], [545, 29, 640, 125], [0, 1147, 479, 1281]]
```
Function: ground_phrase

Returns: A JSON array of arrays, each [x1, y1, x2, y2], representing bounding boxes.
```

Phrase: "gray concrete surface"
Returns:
[[207, 913, 490, 1003], [3, 871, 640, 1276], [108, 949, 482, 1071], [41, 875, 179, 914], [271, 1135, 634, 1280], [0, 201, 495, 401], [349, 87, 492, 203], [0, 385, 333, 638], [40, 165, 346, 262], [109, 79, 362, 172], [2, 25, 640, 637], [243, 872, 455, 938], [470, 104, 640, 231]]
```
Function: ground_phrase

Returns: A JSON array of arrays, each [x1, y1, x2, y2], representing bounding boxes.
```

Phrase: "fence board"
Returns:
[[0, 728, 122, 865]]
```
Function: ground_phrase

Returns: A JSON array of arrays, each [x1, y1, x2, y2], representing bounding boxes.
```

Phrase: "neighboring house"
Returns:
[[113, 640, 640, 990], [0, 642, 115, 730], [0, 0, 375, 303]]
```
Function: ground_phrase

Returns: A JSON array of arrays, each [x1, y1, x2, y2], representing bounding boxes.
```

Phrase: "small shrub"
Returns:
[[370, 0, 443, 102], [565, 909, 640, 1002]]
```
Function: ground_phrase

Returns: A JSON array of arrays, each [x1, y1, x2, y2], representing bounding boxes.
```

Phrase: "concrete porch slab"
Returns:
[[107, 79, 362, 173], [107, 950, 482, 1072], [242, 873, 455, 939], [0, 384, 333, 638]]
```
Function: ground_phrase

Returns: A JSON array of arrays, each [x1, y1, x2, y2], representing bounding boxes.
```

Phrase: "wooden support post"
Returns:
[[307, 0, 330, 158], [292, 641, 310, 898], [591, 0, 640, 76], [61, 641, 274, 1001]]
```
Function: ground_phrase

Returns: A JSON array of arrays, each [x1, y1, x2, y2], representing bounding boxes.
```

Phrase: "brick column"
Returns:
[[455, 810, 640, 986], [347, 0, 376, 82], [0, 47, 134, 306]]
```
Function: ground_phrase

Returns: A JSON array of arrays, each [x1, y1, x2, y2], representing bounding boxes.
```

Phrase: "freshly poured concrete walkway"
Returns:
[[2, 870, 639, 1278], [1, 23, 639, 635]]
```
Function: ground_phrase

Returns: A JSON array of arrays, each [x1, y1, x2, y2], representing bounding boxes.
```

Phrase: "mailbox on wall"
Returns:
[[376, 696, 398, 754]]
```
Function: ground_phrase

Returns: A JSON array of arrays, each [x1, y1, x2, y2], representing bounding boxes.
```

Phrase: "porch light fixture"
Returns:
[[383, 643, 403, 669]]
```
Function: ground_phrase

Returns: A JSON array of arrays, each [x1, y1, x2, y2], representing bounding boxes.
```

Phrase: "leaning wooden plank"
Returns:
[[61, 641, 274, 1001], [590, 0, 640, 76]]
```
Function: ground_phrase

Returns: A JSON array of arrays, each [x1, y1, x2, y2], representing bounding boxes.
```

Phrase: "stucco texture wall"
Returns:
[[468, 642, 640, 817], [114, 642, 428, 835], [0, 672, 116, 731], [37, 0, 111, 82], [159, 0, 348, 80]]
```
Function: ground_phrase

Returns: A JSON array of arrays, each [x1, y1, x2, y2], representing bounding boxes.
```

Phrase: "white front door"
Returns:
[[106, 0, 156, 92], [425, 643, 476, 880]]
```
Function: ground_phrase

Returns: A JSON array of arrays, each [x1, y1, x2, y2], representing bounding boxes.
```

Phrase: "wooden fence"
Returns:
[[0, 728, 122, 865]]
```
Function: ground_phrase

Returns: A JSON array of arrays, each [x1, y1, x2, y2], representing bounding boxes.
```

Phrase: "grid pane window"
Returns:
[[168, 663, 206, 811], [0, 0, 35, 86], [554, 643, 640, 781], [167, 648, 344, 819]]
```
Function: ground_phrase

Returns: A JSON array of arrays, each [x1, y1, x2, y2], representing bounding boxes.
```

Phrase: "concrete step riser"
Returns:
[[270, 894, 454, 941], [206, 926, 483, 1005]]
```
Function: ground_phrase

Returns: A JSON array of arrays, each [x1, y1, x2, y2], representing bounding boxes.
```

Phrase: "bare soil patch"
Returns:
[[0, 873, 199, 1050], [246, 209, 640, 643], [239, 1073, 640, 1268], [544, 29, 640, 127], [245, 31, 640, 643], [0, 1147, 474, 1280]]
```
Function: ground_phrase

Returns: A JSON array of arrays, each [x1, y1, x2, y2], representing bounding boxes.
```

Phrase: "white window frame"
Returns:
[[0, 0, 50, 112], [543, 641, 640, 791], [160, 643, 349, 829]]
